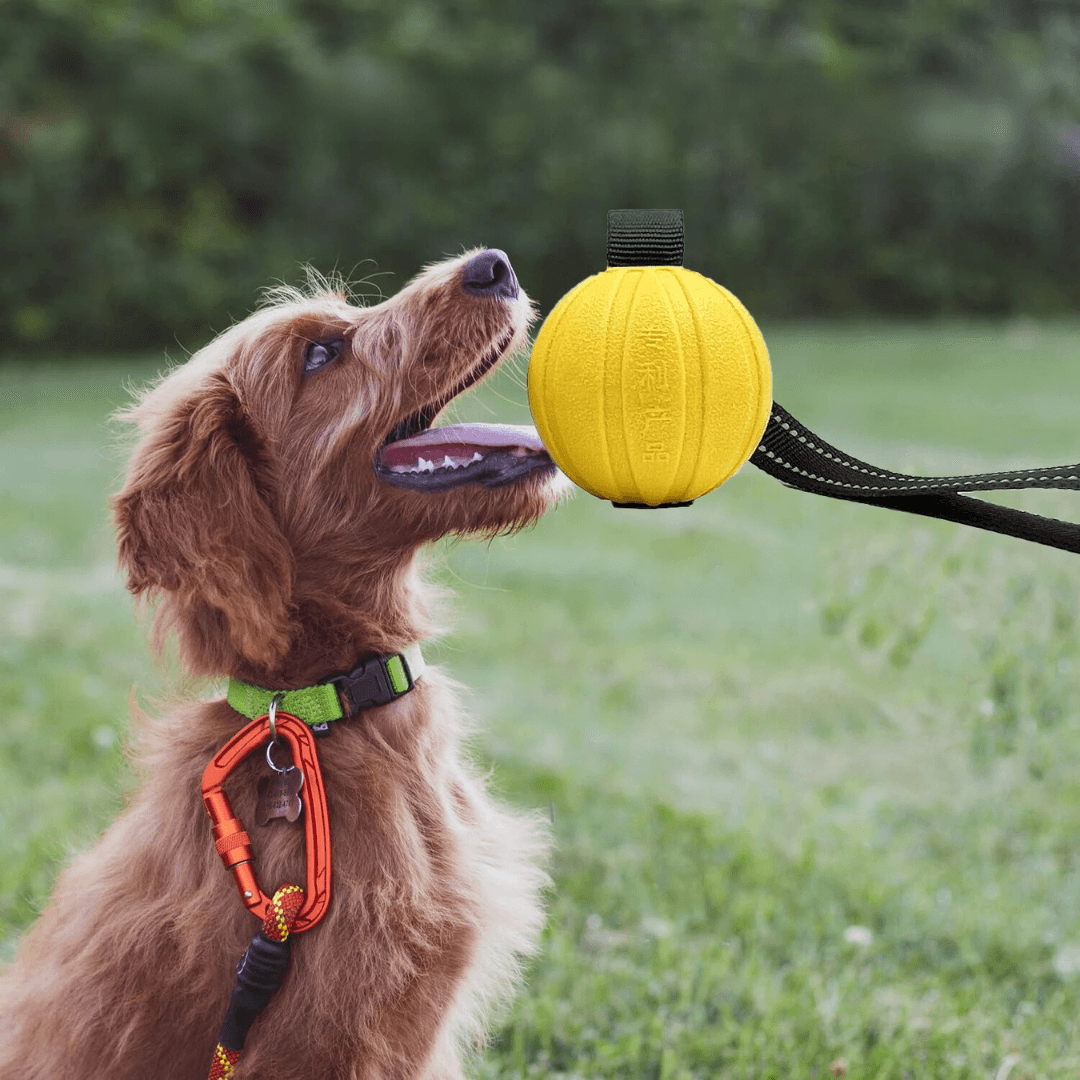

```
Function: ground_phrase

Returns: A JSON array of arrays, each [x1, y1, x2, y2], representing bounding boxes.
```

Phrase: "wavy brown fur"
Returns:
[[0, 250, 569, 1079]]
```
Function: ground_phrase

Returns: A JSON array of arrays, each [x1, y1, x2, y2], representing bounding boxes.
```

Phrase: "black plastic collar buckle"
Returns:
[[330, 654, 415, 718]]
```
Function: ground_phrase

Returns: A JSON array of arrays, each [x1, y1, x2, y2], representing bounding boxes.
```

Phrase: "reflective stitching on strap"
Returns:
[[748, 402, 1080, 555], [758, 408, 1080, 495]]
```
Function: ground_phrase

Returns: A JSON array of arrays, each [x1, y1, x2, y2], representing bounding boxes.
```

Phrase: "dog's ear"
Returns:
[[111, 371, 294, 671]]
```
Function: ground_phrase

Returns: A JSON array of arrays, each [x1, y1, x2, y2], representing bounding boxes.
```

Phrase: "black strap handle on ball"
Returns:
[[609, 209, 1080, 554]]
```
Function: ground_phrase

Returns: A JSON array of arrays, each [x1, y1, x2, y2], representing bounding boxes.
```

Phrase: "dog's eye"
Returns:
[[303, 340, 343, 374]]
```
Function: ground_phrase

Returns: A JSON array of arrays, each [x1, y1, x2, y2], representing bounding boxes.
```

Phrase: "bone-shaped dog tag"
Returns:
[[255, 768, 303, 826]]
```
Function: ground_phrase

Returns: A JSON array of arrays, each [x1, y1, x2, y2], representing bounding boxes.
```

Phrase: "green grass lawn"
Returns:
[[3, 320, 1080, 1077]]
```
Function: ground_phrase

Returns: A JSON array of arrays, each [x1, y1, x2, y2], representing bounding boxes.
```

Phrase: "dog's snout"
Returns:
[[462, 249, 519, 301]]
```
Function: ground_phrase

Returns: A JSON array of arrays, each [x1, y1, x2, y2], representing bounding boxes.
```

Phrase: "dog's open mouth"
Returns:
[[378, 423, 553, 490], [375, 330, 555, 491]]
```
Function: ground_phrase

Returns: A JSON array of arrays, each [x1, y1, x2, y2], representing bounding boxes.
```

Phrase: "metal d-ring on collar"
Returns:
[[264, 692, 295, 776], [264, 694, 303, 788], [267, 692, 284, 743]]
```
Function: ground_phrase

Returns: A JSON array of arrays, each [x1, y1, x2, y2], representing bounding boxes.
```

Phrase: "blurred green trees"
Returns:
[[2, 0, 1080, 350]]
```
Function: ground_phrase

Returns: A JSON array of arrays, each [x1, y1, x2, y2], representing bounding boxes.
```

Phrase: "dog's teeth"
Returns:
[[388, 450, 488, 476]]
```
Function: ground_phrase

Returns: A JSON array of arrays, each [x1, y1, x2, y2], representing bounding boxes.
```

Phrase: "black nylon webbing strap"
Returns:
[[607, 209, 684, 266], [750, 403, 1080, 554]]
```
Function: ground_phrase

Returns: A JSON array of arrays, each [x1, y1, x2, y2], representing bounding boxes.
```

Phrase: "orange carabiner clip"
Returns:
[[201, 713, 331, 933]]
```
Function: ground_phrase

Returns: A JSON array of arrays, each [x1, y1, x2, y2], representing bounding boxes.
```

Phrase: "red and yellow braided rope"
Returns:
[[207, 885, 305, 1080]]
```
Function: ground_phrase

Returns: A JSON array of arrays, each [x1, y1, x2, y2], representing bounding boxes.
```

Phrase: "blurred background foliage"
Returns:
[[3, 0, 1080, 351]]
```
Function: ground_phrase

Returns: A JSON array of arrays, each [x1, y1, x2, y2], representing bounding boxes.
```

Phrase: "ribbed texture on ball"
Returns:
[[528, 266, 772, 506]]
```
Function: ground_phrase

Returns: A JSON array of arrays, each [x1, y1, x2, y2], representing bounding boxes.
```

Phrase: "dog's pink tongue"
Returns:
[[389, 423, 546, 452], [381, 423, 547, 468]]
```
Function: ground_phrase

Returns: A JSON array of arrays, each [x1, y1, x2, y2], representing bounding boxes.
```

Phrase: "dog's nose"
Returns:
[[462, 249, 519, 301]]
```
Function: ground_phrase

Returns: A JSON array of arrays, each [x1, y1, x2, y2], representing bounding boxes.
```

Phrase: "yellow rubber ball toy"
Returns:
[[528, 210, 772, 507]]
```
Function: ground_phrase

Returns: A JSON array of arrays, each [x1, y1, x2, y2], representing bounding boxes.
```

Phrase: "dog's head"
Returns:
[[111, 249, 568, 684]]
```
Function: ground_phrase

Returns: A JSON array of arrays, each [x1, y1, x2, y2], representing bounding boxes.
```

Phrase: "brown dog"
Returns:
[[0, 249, 567, 1078]]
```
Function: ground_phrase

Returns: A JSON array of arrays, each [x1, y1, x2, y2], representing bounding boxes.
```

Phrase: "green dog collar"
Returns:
[[227, 643, 425, 731]]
